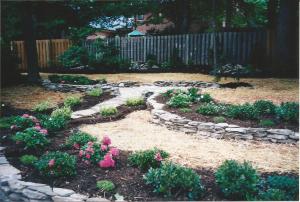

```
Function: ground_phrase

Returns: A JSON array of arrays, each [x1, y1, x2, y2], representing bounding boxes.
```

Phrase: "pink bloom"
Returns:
[[99, 154, 115, 168], [85, 147, 94, 153], [39, 129, 48, 135], [109, 147, 119, 157], [85, 154, 91, 159], [10, 125, 17, 130], [34, 125, 42, 130], [102, 135, 111, 145], [73, 143, 80, 150], [79, 150, 84, 157], [22, 114, 30, 118], [35, 123, 40, 126], [101, 145, 108, 151], [84, 160, 90, 165], [31, 117, 39, 123], [87, 141, 94, 147], [154, 152, 163, 162], [48, 159, 55, 167]]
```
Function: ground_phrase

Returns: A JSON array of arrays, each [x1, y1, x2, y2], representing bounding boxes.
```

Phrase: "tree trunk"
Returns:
[[225, 0, 233, 29], [23, 2, 40, 83]]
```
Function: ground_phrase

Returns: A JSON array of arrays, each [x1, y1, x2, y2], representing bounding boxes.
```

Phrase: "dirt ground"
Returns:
[[80, 110, 299, 173]]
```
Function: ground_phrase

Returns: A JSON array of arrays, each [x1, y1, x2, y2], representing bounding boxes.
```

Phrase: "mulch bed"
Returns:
[[155, 94, 298, 131]]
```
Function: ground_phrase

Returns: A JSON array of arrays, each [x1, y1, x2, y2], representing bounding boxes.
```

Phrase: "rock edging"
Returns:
[[147, 93, 299, 144]]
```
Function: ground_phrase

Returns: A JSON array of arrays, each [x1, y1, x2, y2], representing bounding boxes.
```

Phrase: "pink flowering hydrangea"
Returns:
[[79, 150, 84, 157], [22, 114, 30, 118], [48, 159, 55, 168], [109, 147, 119, 157], [39, 129, 48, 135], [101, 144, 108, 151], [102, 135, 111, 145], [99, 153, 115, 168], [73, 143, 80, 150], [34, 125, 42, 130], [154, 152, 163, 162]]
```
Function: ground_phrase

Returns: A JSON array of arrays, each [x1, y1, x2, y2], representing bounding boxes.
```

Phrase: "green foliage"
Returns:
[[48, 74, 97, 85], [100, 107, 118, 117], [12, 116, 35, 130], [0, 116, 16, 129], [51, 106, 72, 120], [80, 142, 104, 164], [96, 180, 115, 192], [33, 101, 55, 112], [196, 103, 221, 116], [126, 97, 145, 106], [40, 115, 67, 132], [215, 160, 259, 200], [225, 103, 259, 120], [200, 93, 213, 103], [179, 108, 192, 113], [167, 93, 191, 108], [266, 175, 299, 200], [128, 148, 169, 171], [144, 162, 204, 200], [86, 88, 103, 97], [256, 188, 286, 201], [35, 151, 76, 178], [276, 102, 299, 123], [213, 116, 226, 123], [259, 119, 275, 127], [66, 132, 97, 148], [12, 128, 50, 149], [162, 89, 184, 98], [187, 88, 200, 102], [58, 45, 89, 68], [211, 64, 252, 82], [64, 96, 81, 107], [19, 155, 38, 166], [146, 54, 157, 67], [253, 100, 276, 115]]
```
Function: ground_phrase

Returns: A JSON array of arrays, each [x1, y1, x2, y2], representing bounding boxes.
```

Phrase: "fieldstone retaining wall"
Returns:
[[147, 93, 299, 144], [153, 81, 219, 88], [0, 147, 108, 202]]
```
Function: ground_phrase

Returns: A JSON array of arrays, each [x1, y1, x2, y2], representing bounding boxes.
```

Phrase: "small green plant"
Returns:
[[126, 97, 145, 106], [253, 100, 276, 116], [64, 96, 81, 107], [66, 132, 97, 149], [128, 148, 169, 170], [86, 88, 103, 97], [167, 93, 191, 108], [215, 160, 259, 200], [57, 45, 89, 68], [162, 89, 184, 98], [35, 151, 76, 178], [276, 102, 299, 123], [259, 119, 275, 127], [33, 101, 55, 112], [144, 162, 204, 200], [96, 180, 115, 192], [187, 88, 200, 102], [12, 128, 50, 149], [266, 175, 299, 200], [97, 77, 107, 84], [12, 115, 36, 130], [0, 116, 16, 129], [100, 107, 118, 117], [51, 106, 72, 120], [48, 74, 97, 85], [213, 116, 226, 123], [248, 189, 286, 201], [19, 155, 38, 166], [40, 115, 67, 132], [200, 93, 213, 103], [179, 108, 192, 113], [225, 103, 259, 120], [196, 103, 220, 116]]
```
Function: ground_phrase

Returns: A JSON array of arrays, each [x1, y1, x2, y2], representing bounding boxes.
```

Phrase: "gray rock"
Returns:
[[0, 157, 8, 165], [0, 165, 20, 177], [8, 181, 25, 193], [22, 189, 48, 200], [267, 134, 287, 140], [8, 193, 25, 201], [188, 121, 201, 127], [289, 132, 299, 140], [267, 129, 294, 136], [215, 123, 229, 128], [70, 193, 88, 200], [227, 124, 239, 128], [53, 188, 75, 197], [171, 118, 189, 124], [86, 197, 109, 202], [28, 185, 55, 196], [52, 196, 83, 202], [225, 127, 247, 134]]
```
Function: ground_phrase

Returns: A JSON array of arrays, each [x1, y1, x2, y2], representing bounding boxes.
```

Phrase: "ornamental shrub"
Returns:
[[215, 160, 259, 200], [48, 74, 97, 85], [35, 151, 76, 178], [200, 93, 213, 103], [64, 96, 81, 107], [167, 93, 191, 108], [96, 180, 115, 192], [57, 45, 89, 68], [144, 162, 204, 200], [66, 132, 97, 149], [225, 103, 259, 120], [196, 103, 221, 116], [128, 148, 169, 171], [40, 115, 67, 132], [19, 155, 38, 166], [12, 128, 50, 149], [248, 189, 286, 201], [0, 116, 16, 129], [126, 97, 145, 106], [253, 100, 276, 116], [162, 89, 184, 98], [86, 88, 103, 97], [259, 119, 275, 127], [11, 114, 37, 130], [187, 88, 200, 102], [100, 107, 118, 117], [276, 102, 299, 123], [266, 175, 299, 200], [33, 101, 55, 112], [51, 106, 72, 120]]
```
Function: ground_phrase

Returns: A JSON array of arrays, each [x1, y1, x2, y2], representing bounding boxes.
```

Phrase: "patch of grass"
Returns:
[[179, 107, 192, 113], [213, 116, 226, 123], [86, 88, 103, 97], [33, 100, 55, 112], [19, 155, 38, 166], [96, 180, 115, 192], [259, 119, 275, 127], [100, 106, 118, 117], [64, 96, 81, 107], [126, 97, 145, 106]]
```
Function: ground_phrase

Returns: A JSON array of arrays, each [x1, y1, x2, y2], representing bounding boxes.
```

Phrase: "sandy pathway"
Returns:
[[80, 110, 299, 173]]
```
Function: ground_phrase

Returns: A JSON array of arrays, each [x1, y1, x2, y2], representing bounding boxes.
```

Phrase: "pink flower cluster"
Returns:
[[11, 114, 47, 134], [48, 159, 55, 168], [34, 123, 48, 135], [154, 152, 163, 161]]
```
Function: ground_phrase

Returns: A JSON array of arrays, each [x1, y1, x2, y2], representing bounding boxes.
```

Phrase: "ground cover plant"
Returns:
[[33, 100, 56, 113], [100, 106, 118, 117], [48, 74, 98, 85], [86, 88, 103, 97], [126, 97, 145, 106], [64, 96, 81, 107]]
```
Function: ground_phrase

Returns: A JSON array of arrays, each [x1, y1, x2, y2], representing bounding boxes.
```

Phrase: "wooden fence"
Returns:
[[12, 39, 71, 71]]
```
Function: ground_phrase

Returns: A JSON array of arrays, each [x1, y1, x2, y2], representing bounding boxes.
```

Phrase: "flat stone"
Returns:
[[188, 121, 201, 126], [8, 180, 25, 193], [171, 118, 189, 124], [0, 185, 10, 194], [215, 123, 229, 128], [28, 185, 55, 196], [52, 196, 83, 202], [267, 129, 294, 136], [8, 193, 25, 201], [0, 157, 8, 164], [19, 181, 47, 187], [198, 123, 215, 130], [239, 135, 254, 140], [86, 197, 110, 202], [70, 193, 88, 200], [0, 164, 20, 176], [225, 127, 247, 133], [227, 124, 239, 128], [22, 189, 48, 200], [289, 132, 299, 140], [267, 134, 287, 140], [53, 188, 75, 197]]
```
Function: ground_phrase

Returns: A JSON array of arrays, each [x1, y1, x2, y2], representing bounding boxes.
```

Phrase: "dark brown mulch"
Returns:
[[155, 94, 298, 131], [219, 82, 253, 88]]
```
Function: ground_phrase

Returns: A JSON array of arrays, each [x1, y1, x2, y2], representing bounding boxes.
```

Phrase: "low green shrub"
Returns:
[[51, 106, 72, 120], [250, 188, 286, 201], [179, 108, 192, 113], [187, 88, 200, 102], [215, 160, 259, 200], [167, 93, 191, 108], [213, 116, 226, 123], [86, 88, 103, 97], [64, 96, 81, 107], [162, 89, 184, 98], [200, 93, 213, 103], [225, 103, 259, 120], [40, 115, 67, 132], [253, 100, 276, 115], [48, 74, 96, 85], [196, 103, 221, 116], [12, 115, 36, 130], [128, 148, 169, 170], [57, 45, 89, 68], [12, 128, 50, 149], [35, 151, 76, 178], [276, 102, 299, 123], [19, 155, 38, 166], [266, 175, 299, 200], [144, 162, 204, 200], [96, 180, 115, 192], [259, 119, 275, 127], [0, 116, 16, 129], [33, 101, 55, 112], [126, 97, 145, 106], [100, 107, 118, 117], [66, 132, 97, 149]]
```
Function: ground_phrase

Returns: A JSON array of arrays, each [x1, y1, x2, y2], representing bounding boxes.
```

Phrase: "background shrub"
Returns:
[[19, 155, 38, 166], [225, 103, 259, 120], [144, 162, 204, 200], [48, 74, 96, 85], [276, 102, 299, 123], [266, 175, 299, 200], [100, 107, 118, 117], [200, 93, 213, 103], [196, 103, 221, 116], [96, 180, 115, 192], [259, 119, 275, 127], [66, 132, 97, 148], [215, 160, 259, 200], [51, 106, 72, 120], [128, 148, 169, 170], [126, 97, 145, 106], [167, 93, 191, 108], [35, 151, 76, 178], [86, 88, 103, 97], [187, 88, 200, 102], [12, 116, 35, 130], [64, 96, 81, 107], [40, 115, 67, 132], [33, 101, 55, 112], [0, 116, 16, 129], [12, 128, 49, 149], [57, 45, 89, 68], [253, 100, 276, 115]]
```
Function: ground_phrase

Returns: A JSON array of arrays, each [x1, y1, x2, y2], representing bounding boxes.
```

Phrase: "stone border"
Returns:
[[0, 146, 108, 202], [153, 80, 220, 88], [147, 93, 299, 144]]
